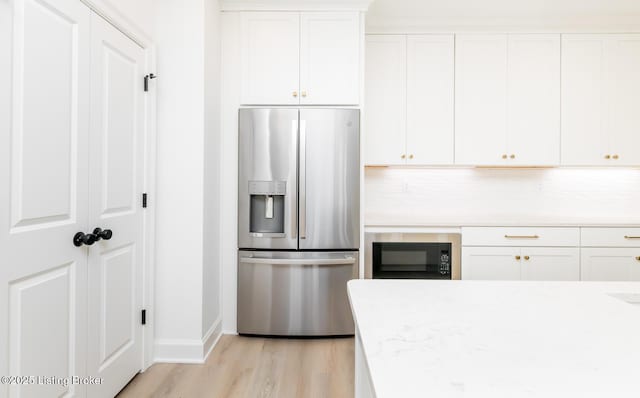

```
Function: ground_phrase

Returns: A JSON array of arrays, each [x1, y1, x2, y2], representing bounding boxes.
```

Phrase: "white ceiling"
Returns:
[[367, 0, 640, 18]]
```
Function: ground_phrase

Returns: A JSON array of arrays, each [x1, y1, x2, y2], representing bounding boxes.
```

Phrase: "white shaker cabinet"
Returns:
[[455, 34, 560, 166], [520, 248, 580, 281], [365, 34, 454, 165], [462, 247, 522, 280], [406, 35, 455, 165], [581, 249, 640, 281], [299, 12, 360, 105], [364, 35, 407, 165], [240, 12, 300, 105], [240, 12, 361, 105], [562, 34, 640, 166]]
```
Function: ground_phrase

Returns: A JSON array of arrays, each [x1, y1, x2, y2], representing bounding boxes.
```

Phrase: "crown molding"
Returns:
[[221, 0, 374, 12]]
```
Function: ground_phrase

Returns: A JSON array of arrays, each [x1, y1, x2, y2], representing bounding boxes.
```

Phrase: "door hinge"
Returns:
[[144, 73, 156, 92], [141, 309, 146, 325], [142, 193, 147, 208]]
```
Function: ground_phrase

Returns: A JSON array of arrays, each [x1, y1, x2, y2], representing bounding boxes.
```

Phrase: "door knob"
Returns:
[[73, 232, 97, 247], [93, 228, 113, 241]]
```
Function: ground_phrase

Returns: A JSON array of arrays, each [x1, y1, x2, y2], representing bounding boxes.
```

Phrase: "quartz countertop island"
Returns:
[[348, 280, 640, 398]]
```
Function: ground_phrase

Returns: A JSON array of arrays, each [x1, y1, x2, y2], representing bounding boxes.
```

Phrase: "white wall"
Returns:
[[153, 0, 222, 362], [366, 168, 640, 226]]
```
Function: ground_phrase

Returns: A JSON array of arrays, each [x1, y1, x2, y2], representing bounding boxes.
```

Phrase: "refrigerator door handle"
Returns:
[[299, 119, 307, 239], [239, 256, 356, 266], [291, 119, 298, 239]]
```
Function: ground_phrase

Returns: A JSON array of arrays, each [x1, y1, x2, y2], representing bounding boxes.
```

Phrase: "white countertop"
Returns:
[[348, 280, 640, 398]]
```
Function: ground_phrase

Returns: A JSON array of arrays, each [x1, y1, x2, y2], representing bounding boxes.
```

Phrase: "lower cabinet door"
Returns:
[[581, 248, 640, 281], [521, 247, 580, 281], [462, 247, 521, 280]]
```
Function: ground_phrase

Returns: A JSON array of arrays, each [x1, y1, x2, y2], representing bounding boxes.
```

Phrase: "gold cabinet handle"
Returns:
[[612, 154, 619, 159], [502, 154, 508, 159], [504, 235, 540, 239], [292, 91, 298, 98], [510, 154, 515, 159], [408, 154, 414, 159], [524, 255, 530, 261], [635, 256, 640, 261], [515, 255, 521, 260], [605, 154, 611, 159], [301, 91, 307, 98], [401, 154, 406, 159], [624, 236, 640, 239]]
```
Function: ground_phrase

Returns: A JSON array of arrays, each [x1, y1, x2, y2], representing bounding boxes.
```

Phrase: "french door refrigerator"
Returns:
[[237, 108, 360, 336]]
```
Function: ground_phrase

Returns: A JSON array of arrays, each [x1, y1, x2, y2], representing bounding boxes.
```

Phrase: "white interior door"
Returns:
[[364, 35, 407, 165], [87, 14, 145, 398], [0, 0, 90, 397], [299, 12, 360, 105], [406, 35, 454, 165], [455, 35, 508, 165], [507, 34, 561, 166], [240, 12, 300, 105]]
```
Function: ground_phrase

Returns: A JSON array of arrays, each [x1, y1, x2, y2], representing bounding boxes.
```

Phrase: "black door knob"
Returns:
[[93, 228, 113, 241], [73, 232, 97, 247]]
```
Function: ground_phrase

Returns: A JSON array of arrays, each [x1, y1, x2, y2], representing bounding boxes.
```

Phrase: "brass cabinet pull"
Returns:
[[624, 236, 640, 239], [301, 91, 307, 98], [409, 154, 414, 159], [401, 154, 406, 159], [292, 91, 298, 97], [504, 235, 539, 239], [524, 255, 530, 260], [635, 256, 640, 261], [510, 154, 515, 159], [515, 255, 521, 260], [612, 154, 619, 159], [605, 154, 611, 159], [502, 154, 508, 159]]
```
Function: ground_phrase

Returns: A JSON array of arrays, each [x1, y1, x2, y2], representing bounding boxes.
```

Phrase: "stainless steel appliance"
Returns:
[[238, 108, 360, 336], [365, 233, 461, 280]]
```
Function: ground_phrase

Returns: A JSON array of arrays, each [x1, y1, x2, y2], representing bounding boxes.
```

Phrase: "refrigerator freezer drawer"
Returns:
[[237, 251, 358, 336]]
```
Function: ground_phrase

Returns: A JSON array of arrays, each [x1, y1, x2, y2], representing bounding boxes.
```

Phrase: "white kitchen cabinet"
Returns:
[[365, 34, 454, 166], [462, 247, 522, 280], [507, 35, 561, 166], [521, 248, 580, 281], [562, 34, 640, 166], [240, 12, 300, 105], [299, 12, 360, 105], [240, 12, 360, 105], [581, 248, 640, 281], [365, 35, 407, 165], [455, 34, 561, 166], [455, 35, 508, 166], [406, 35, 455, 165]]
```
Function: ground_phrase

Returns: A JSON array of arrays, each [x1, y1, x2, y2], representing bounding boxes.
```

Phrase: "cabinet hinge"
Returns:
[[143, 73, 156, 92], [142, 193, 147, 208], [141, 309, 146, 325]]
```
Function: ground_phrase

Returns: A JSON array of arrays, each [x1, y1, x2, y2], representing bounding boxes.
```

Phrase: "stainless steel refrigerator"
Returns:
[[237, 108, 360, 336]]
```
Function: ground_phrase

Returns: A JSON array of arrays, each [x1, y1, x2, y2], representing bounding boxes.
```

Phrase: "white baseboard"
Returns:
[[154, 317, 222, 364]]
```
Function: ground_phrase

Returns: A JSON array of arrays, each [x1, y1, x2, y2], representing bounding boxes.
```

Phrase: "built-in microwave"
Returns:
[[365, 233, 461, 280]]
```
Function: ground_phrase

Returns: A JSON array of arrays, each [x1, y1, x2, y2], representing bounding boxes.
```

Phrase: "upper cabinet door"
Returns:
[[455, 35, 508, 165], [605, 35, 640, 166], [299, 12, 360, 105], [561, 35, 608, 166], [364, 35, 407, 165], [406, 35, 454, 165], [240, 12, 300, 105], [507, 35, 561, 166]]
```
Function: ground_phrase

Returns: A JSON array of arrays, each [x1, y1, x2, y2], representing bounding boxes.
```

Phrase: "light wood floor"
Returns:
[[117, 335, 355, 398]]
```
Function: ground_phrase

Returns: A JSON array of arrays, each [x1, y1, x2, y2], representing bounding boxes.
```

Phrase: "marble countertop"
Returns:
[[348, 280, 640, 398]]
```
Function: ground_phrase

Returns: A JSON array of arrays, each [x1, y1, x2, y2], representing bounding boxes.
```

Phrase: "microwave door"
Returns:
[[238, 108, 298, 250], [298, 109, 360, 250]]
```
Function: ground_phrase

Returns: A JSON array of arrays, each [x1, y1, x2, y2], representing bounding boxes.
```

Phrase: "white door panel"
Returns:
[[521, 248, 580, 281], [87, 14, 144, 398], [581, 248, 640, 281], [406, 35, 454, 165], [299, 12, 360, 105], [0, 0, 91, 397], [507, 35, 561, 166], [240, 12, 300, 105], [364, 35, 406, 165], [455, 35, 508, 165], [462, 247, 521, 280]]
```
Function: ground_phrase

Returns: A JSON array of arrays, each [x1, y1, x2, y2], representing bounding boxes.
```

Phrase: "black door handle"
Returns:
[[73, 232, 97, 247], [93, 228, 113, 241]]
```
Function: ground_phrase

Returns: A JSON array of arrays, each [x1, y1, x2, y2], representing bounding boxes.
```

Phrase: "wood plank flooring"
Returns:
[[117, 335, 354, 398]]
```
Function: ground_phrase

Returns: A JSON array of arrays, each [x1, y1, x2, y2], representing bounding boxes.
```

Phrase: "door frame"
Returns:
[[79, 0, 157, 371]]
